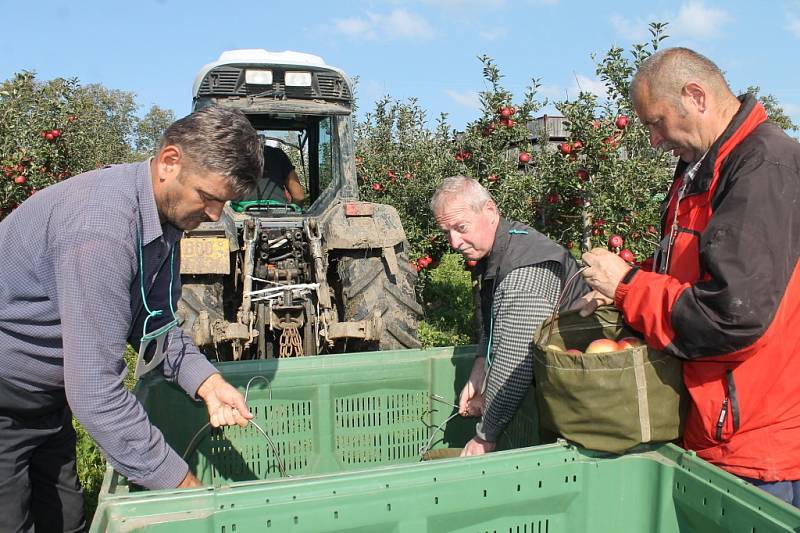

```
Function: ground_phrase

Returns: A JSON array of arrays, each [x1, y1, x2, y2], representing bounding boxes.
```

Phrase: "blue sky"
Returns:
[[1, 0, 799, 131]]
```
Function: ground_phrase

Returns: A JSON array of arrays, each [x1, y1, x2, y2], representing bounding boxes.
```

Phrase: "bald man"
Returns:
[[578, 47, 800, 507]]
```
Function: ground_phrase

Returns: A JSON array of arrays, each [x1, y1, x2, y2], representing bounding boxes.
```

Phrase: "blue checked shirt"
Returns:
[[0, 160, 217, 489]]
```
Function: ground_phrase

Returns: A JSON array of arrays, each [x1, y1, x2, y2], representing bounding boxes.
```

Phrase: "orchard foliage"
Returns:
[[355, 97, 461, 272], [0, 71, 174, 221], [357, 22, 679, 270]]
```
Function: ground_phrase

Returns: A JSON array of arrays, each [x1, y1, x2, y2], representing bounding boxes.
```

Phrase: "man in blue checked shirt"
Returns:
[[0, 106, 263, 532]]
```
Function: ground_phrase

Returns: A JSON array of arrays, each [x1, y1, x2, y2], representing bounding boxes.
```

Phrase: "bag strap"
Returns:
[[633, 349, 652, 442], [536, 266, 588, 346]]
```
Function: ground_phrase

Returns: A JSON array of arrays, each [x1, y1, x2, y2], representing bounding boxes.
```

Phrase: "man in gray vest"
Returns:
[[431, 176, 588, 456]]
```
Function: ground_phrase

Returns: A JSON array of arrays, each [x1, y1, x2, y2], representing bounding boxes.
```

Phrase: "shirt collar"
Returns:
[[136, 159, 182, 246]]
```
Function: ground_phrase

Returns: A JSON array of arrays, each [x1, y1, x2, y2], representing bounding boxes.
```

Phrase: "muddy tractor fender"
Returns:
[[319, 200, 407, 277], [319, 200, 422, 350]]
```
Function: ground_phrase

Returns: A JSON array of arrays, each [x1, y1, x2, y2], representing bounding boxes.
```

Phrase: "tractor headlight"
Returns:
[[285, 71, 312, 87], [245, 69, 273, 85]]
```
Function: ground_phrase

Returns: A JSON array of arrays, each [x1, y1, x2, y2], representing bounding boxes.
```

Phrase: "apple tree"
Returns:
[[355, 96, 462, 272], [452, 23, 674, 265], [0, 71, 174, 221]]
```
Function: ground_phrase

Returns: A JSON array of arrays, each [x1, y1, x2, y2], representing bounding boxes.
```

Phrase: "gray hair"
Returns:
[[159, 106, 263, 196], [430, 175, 493, 214], [631, 47, 732, 110]]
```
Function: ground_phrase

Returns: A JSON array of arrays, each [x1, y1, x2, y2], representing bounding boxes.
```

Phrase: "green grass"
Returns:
[[418, 252, 477, 347], [76, 255, 476, 523]]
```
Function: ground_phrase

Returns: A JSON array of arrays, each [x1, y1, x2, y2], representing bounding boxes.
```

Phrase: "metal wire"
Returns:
[[418, 410, 462, 461], [182, 375, 288, 478], [419, 395, 461, 461]]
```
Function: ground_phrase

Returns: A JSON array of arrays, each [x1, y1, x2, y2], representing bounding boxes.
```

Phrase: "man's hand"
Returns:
[[196, 373, 253, 428], [572, 289, 615, 317], [177, 470, 203, 489], [580, 248, 632, 302], [460, 436, 496, 457], [459, 357, 486, 417]]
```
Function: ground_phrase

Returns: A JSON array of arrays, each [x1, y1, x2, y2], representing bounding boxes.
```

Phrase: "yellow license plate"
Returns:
[[180, 236, 230, 274]]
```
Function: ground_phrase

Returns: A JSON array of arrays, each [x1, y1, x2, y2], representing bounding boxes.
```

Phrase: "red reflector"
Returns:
[[345, 203, 375, 217]]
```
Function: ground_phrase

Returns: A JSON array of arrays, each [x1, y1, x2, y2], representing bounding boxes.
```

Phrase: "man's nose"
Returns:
[[448, 231, 463, 251], [205, 201, 225, 222], [649, 128, 662, 149]]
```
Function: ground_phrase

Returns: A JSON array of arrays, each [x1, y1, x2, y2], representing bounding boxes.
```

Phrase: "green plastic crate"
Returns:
[[102, 346, 537, 495], [92, 346, 800, 532], [92, 442, 800, 532]]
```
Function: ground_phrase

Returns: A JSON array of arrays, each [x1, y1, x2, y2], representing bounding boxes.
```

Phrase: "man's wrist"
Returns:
[[196, 372, 222, 400]]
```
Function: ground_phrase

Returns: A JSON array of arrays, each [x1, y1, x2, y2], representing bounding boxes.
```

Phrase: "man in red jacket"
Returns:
[[578, 47, 800, 507]]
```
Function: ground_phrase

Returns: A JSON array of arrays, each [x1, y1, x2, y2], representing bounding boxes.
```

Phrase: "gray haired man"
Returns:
[[431, 176, 588, 455]]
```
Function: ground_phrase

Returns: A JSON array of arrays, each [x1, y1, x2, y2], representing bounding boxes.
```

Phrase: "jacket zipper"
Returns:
[[715, 397, 729, 441], [715, 369, 740, 442]]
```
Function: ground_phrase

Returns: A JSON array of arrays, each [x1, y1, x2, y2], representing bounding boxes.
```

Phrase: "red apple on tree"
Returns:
[[500, 107, 513, 118], [615, 115, 629, 129], [547, 193, 561, 205], [14, 176, 26, 185], [518, 152, 530, 164], [608, 234, 624, 249], [417, 255, 432, 269], [370, 183, 383, 192], [619, 249, 635, 263], [576, 168, 589, 181], [558, 143, 572, 155]]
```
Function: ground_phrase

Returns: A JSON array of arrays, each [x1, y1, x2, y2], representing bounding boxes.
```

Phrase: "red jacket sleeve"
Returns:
[[615, 129, 800, 361]]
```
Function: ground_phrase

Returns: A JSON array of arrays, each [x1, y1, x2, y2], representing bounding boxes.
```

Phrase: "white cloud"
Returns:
[[787, 13, 800, 38], [537, 84, 567, 100], [671, 1, 732, 40], [610, 2, 731, 42], [333, 9, 434, 41], [478, 28, 504, 41], [569, 75, 608, 100], [445, 89, 482, 111], [335, 17, 372, 38], [361, 79, 390, 102], [421, 0, 506, 8], [610, 14, 651, 42]]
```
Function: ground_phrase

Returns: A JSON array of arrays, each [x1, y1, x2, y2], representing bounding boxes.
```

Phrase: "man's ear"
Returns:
[[682, 82, 707, 113], [154, 145, 183, 182], [484, 199, 499, 223]]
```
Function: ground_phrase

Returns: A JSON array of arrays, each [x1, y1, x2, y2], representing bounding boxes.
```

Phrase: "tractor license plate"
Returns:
[[180, 237, 230, 274]]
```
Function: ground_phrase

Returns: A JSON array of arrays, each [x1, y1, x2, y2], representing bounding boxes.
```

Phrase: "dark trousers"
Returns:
[[741, 476, 800, 508], [0, 376, 86, 532]]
